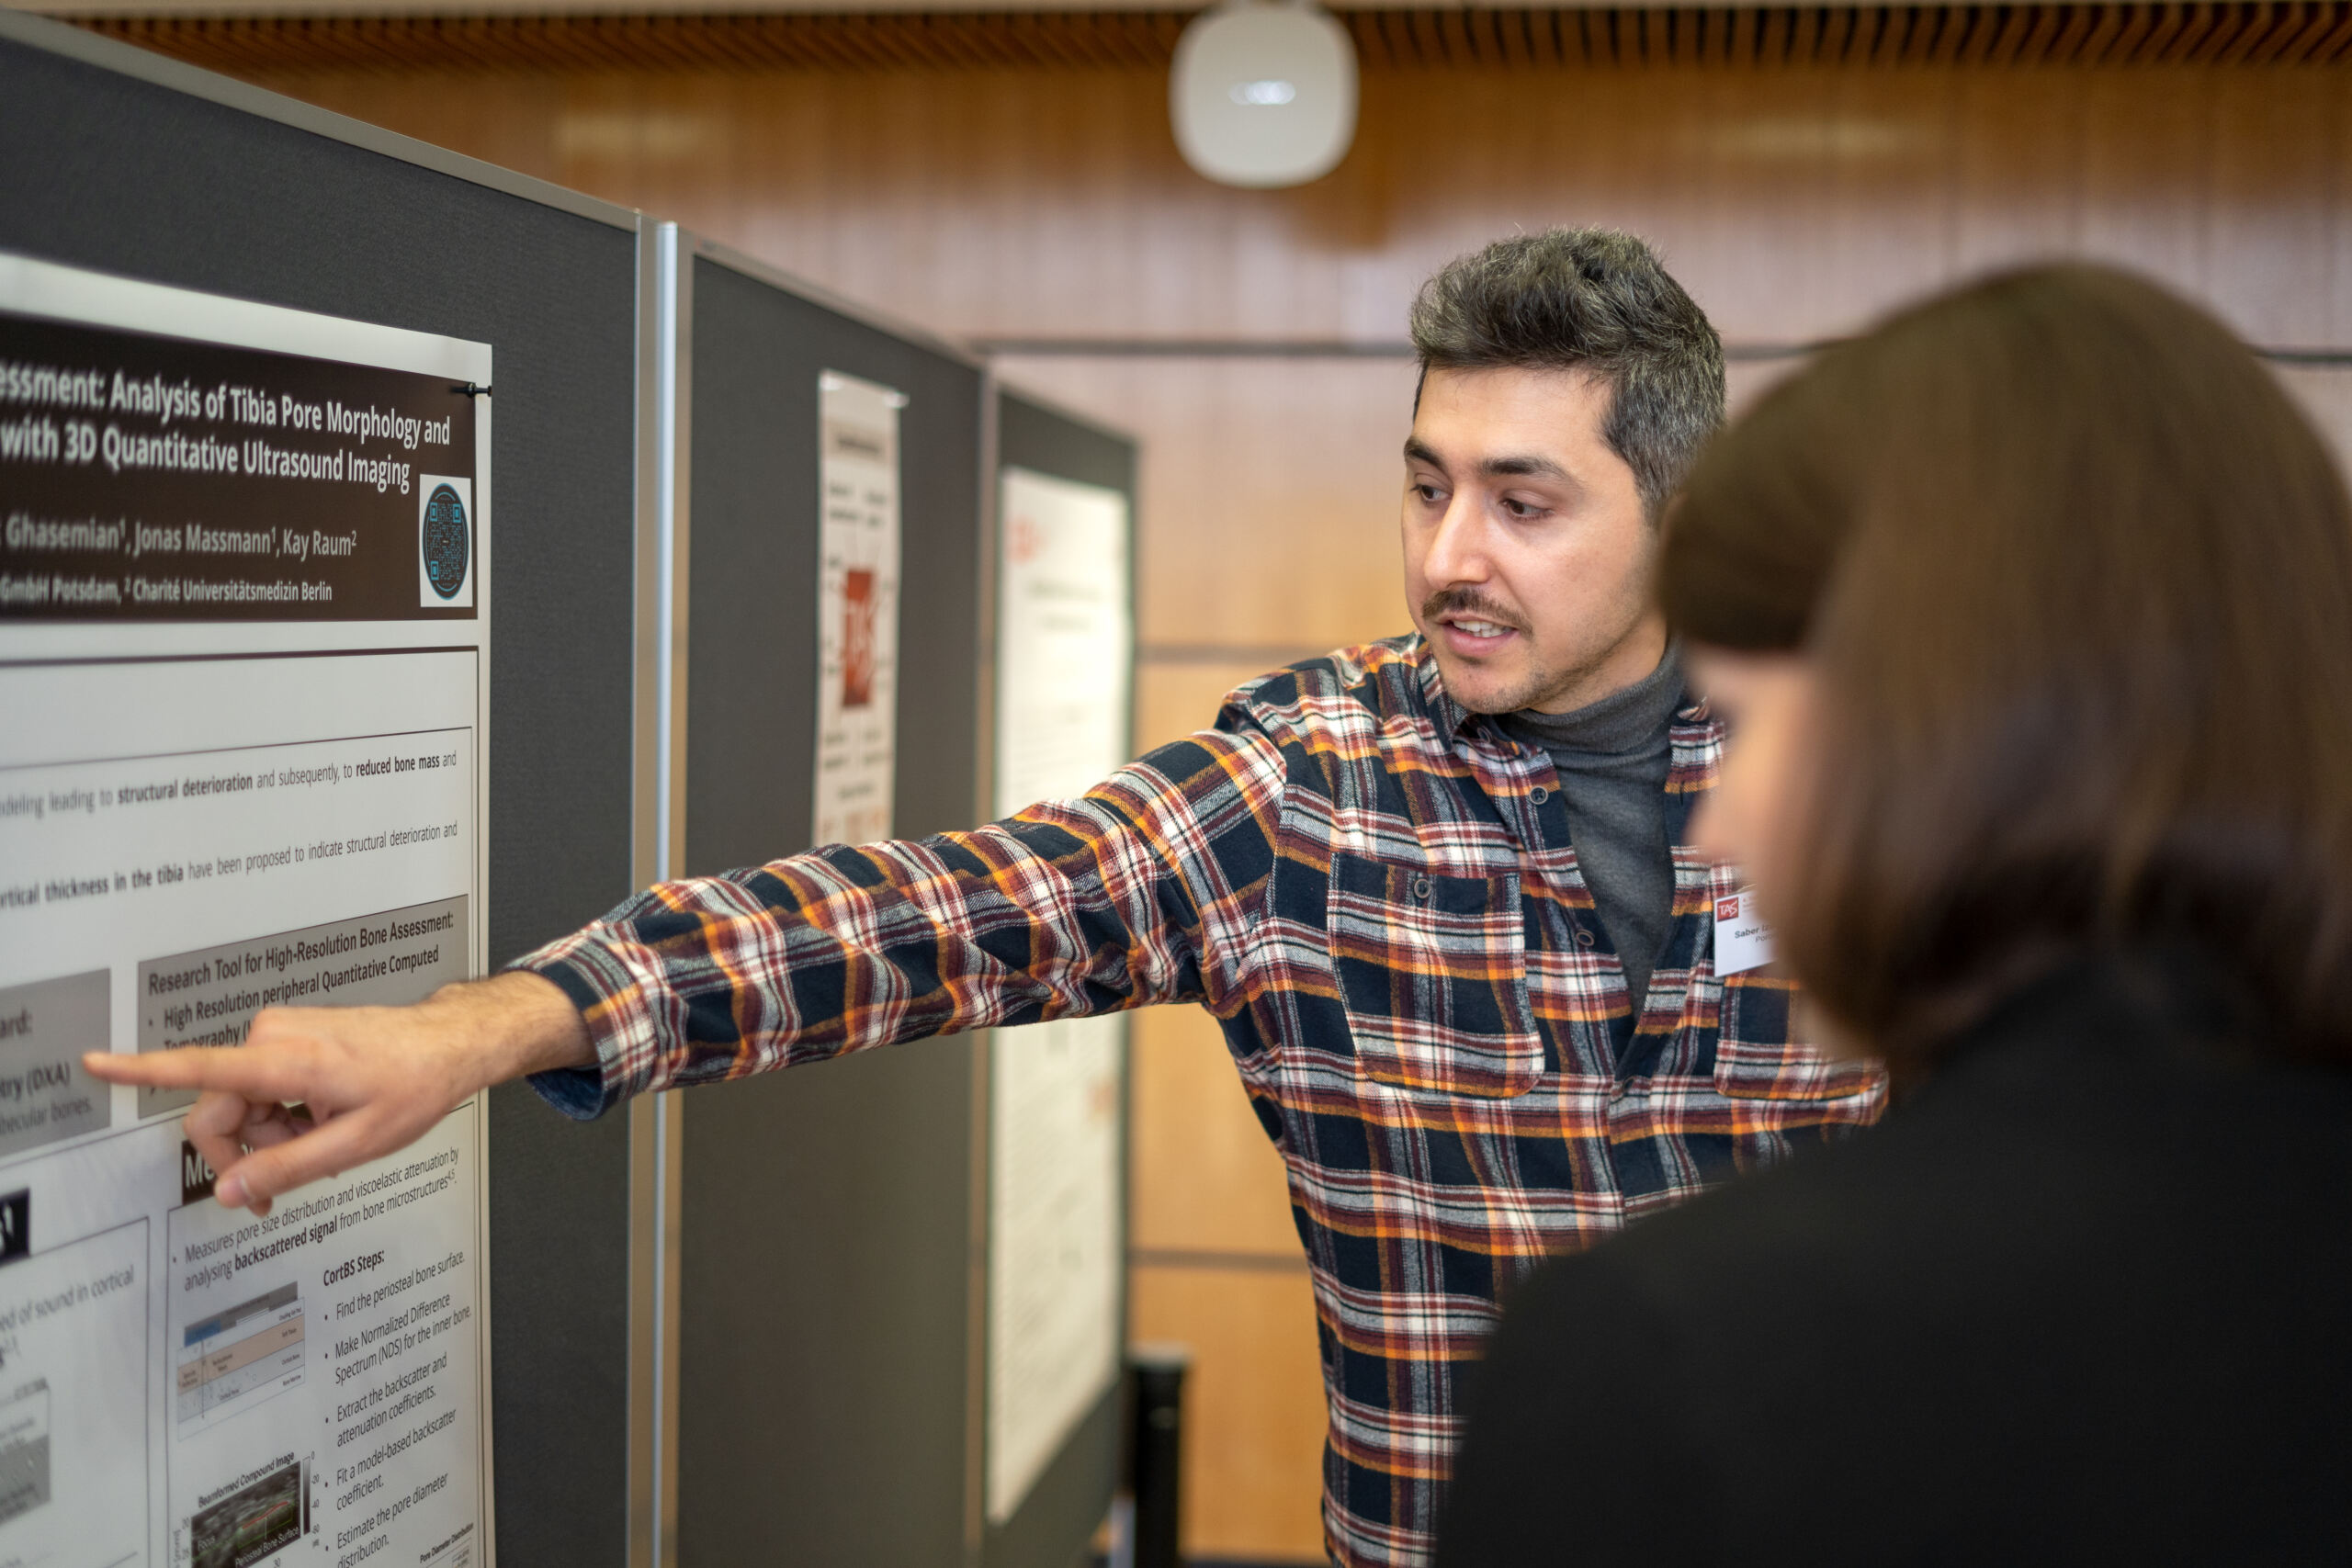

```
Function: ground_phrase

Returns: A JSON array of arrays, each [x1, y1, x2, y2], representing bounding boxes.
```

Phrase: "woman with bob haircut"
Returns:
[[1436, 265, 2352, 1565]]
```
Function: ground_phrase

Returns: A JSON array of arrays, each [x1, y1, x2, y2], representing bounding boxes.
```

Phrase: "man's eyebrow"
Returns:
[[1479, 453, 1571, 482], [1403, 440, 1574, 485]]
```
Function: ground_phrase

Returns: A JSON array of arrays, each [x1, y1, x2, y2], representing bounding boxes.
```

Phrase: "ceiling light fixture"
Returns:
[[1170, 0, 1359, 189]]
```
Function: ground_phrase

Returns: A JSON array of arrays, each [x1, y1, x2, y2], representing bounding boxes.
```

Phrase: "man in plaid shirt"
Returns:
[[96, 228, 1885, 1566]]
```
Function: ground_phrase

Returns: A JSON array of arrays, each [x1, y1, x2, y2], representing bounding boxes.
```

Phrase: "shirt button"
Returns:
[[1575, 927, 1596, 948], [1529, 786, 1550, 806], [1411, 874, 1432, 900]]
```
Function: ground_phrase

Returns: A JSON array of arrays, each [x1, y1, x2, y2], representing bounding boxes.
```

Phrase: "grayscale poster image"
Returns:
[[0, 252, 493, 1568]]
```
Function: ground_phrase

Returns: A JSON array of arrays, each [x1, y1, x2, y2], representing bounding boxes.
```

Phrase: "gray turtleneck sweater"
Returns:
[[1498, 646, 1684, 1010]]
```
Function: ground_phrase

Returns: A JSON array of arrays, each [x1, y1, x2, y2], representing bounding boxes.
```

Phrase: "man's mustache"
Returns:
[[1420, 588, 1526, 632]]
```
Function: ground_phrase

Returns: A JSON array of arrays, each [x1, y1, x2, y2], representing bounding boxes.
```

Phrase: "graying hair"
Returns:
[[1409, 228, 1726, 517]]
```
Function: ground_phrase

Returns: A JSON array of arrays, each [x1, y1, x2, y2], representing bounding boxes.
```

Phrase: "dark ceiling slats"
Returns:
[[78, 4, 2352, 73]]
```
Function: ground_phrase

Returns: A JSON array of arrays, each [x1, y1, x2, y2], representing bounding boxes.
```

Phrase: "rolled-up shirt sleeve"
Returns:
[[510, 724, 1285, 1120]]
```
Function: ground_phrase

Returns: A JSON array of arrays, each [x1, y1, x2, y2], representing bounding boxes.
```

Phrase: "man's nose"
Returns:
[[1423, 495, 1490, 586]]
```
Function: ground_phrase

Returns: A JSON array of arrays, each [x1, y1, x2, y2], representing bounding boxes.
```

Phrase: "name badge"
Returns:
[[1713, 889, 1776, 976]]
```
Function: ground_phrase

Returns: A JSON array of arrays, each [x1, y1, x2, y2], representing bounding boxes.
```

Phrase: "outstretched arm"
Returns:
[[85, 970, 592, 1216], [82, 724, 1286, 1214], [516, 730, 1277, 1114]]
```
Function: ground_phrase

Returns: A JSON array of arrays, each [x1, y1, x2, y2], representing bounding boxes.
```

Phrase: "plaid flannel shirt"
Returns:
[[518, 635, 1887, 1567]]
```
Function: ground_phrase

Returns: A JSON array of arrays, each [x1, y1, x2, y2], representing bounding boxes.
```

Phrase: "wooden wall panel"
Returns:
[[1129, 656, 1310, 1261], [196, 44, 2352, 1564], [2209, 72, 2344, 345], [1131, 1265, 1327, 1563], [998, 356, 1418, 656], [1133, 654, 1276, 754], [2077, 69, 2212, 299], [230, 62, 2352, 350], [1952, 67, 2083, 274], [1130, 1005, 1304, 1259]]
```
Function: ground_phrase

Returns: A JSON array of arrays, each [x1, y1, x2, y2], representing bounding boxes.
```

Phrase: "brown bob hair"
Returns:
[[1662, 265, 2352, 1077]]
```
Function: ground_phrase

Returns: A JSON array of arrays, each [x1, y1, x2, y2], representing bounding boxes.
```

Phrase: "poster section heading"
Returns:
[[0, 971, 110, 1166], [0, 313, 478, 622], [137, 895, 468, 1120]]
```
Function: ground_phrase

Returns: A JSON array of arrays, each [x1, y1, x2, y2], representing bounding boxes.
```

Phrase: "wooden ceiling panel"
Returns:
[[74, 4, 2352, 74]]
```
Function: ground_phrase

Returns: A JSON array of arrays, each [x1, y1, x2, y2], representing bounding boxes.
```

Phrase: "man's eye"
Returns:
[[1501, 498, 1540, 518], [1413, 483, 1444, 503]]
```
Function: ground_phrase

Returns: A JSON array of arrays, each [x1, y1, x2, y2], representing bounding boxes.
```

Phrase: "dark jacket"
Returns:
[[1438, 952, 2352, 1566]]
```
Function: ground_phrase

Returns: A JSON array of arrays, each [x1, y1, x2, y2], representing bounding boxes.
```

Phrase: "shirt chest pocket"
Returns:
[[1712, 976, 1884, 1102], [1326, 852, 1542, 1098]]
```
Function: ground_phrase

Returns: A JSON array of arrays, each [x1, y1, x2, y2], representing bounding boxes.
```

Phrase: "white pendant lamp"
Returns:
[[1170, 0, 1360, 189]]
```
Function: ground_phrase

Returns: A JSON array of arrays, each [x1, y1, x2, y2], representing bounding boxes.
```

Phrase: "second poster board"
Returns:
[[673, 237, 987, 1568], [634, 232, 1140, 1568]]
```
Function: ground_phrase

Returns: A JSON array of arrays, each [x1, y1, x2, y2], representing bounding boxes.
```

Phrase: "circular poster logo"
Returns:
[[421, 483, 470, 601]]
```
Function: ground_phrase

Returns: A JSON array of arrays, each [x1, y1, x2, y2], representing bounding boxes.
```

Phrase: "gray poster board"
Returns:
[[675, 241, 989, 1567], [0, 17, 645, 1564]]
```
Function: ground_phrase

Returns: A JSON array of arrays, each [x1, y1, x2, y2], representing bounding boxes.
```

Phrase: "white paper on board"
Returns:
[[812, 370, 903, 847], [0, 251, 493, 1568], [985, 466, 1132, 1526]]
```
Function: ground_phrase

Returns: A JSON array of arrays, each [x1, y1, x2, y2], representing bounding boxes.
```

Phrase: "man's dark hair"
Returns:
[[1409, 228, 1725, 517]]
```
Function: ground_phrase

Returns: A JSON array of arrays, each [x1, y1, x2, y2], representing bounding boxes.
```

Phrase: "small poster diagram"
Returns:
[[417, 476, 474, 609], [176, 1282, 305, 1435], [1008, 512, 1044, 565], [187, 1453, 305, 1568], [841, 568, 877, 709]]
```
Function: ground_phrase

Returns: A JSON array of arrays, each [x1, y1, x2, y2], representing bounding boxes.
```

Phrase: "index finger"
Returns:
[[82, 1045, 314, 1102]]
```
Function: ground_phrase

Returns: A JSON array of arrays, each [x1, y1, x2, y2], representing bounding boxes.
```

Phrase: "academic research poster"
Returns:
[[985, 466, 1131, 1526], [0, 253, 493, 1568], [812, 369, 902, 848]]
